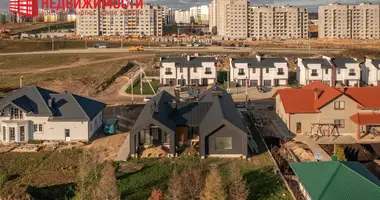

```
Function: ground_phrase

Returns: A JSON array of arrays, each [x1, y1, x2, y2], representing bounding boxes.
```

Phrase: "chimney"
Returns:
[[174, 89, 180, 103], [313, 88, 320, 100], [159, 57, 162, 62], [151, 101, 159, 114], [256, 54, 261, 62], [48, 98, 55, 108], [187, 55, 191, 61]]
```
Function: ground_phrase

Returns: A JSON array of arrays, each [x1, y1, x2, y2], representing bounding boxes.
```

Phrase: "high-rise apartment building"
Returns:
[[174, 10, 190, 23], [248, 6, 308, 40], [319, 3, 380, 39], [190, 5, 209, 24], [208, 0, 248, 39], [162, 6, 173, 25], [76, 4, 163, 37]]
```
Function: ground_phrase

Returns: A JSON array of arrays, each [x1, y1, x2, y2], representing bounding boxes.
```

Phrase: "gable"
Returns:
[[318, 94, 358, 112]]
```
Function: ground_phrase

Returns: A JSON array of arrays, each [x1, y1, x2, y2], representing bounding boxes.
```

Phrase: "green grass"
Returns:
[[126, 79, 159, 95], [116, 156, 292, 200]]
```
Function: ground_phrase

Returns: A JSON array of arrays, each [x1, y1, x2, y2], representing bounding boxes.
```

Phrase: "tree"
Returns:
[[93, 161, 120, 200], [201, 165, 226, 200], [75, 149, 101, 200], [148, 188, 163, 200], [335, 146, 347, 161], [227, 164, 249, 200], [167, 167, 204, 200]]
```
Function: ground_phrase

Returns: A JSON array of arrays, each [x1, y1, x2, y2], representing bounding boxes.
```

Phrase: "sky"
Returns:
[[0, 0, 378, 13]]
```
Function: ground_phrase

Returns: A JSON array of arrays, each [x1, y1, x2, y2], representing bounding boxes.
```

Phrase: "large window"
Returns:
[[10, 108, 23, 120], [334, 101, 345, 110], [334, 119, 345, 128], [215, 137, 232, 150], [139, 129, 151, 144], [9, 127, 15, 141], [20, 126, 25, 141]]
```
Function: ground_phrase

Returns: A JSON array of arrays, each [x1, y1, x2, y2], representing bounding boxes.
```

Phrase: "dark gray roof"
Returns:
[[161, 57, 216, 67], [301, 59, 333, 69], [0, 86, 106, 121], [131, 85, 247, 136], [371, 60, 380, 69], [231, 57, 288, 68], [332, 58, 358, 69]]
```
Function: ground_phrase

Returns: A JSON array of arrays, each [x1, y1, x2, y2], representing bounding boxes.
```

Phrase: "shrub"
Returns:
[[148, 188, 163, 200], [335, 146, 347, 161], [167, 167, 204, 200], [227, 164, 249, 200], [0, 171, 9, 186]]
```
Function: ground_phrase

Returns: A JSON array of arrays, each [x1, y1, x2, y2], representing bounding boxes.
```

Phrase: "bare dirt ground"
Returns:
[[86, 133, 128, 161]]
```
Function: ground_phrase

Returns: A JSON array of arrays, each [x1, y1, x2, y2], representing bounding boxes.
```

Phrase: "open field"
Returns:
[[0, 22, 69, 33], [126, 79, 160, 95], [116, 155, 291, 200]]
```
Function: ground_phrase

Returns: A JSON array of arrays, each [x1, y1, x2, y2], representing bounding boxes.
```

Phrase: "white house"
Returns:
[[0, 86, 106, 143], [362, 58, 380, 86], [160, 56, 217, 86], [297, 56, 360, 87], [229, 54, 289, 87]]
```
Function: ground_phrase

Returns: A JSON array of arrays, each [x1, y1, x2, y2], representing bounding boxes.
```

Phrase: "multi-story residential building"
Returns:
[[297, 56, 361, 87], [76, 4, 163, 37], [174, 9, 190, 24], [274, 81, 380, 140], [318, 3, 380, 39], [159, 56, 217, 86], [229, 55, 289, 87], [162, 6, 173, 25], [190, 5, 209, 24], [208, 0, 248, 39], [0, 86, 105, 143], [248, 6, 308, 40], [362, 58, 380, 86]]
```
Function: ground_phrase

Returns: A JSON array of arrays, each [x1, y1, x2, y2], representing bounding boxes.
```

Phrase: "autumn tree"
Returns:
[[227, 164, 249, 200], [201, 165, 226, 200], [167, 167, 204, 200], [148, 188, 163, 200]]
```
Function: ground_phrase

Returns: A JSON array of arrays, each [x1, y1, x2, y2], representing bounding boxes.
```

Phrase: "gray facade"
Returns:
[[130, 86, 248, 158]]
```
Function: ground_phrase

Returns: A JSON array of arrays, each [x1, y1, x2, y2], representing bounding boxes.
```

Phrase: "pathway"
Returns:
[[114, 133, 131, 161], [294, 134, 332, 161]]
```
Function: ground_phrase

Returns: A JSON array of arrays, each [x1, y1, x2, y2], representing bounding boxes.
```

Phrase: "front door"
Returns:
[[296, 122, 302, 134], [151, 127, 161, 146], [263, 80, 272, 86], [202, 78, 208, 86], [65, 129, 71, 142], [250, 80, 258, 87]]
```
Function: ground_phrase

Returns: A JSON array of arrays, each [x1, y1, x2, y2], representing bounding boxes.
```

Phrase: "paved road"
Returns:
[[0, 46, 344, 56]]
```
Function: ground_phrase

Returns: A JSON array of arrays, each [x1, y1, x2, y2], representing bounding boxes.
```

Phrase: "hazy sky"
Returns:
[[0, 0, 377, 13]]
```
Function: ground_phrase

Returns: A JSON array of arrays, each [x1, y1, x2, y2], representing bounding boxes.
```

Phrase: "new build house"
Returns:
[[274, 81, 380, 139], [160, 56, 217, 86], [0, 86, 106, 143], [297, 56, 361, 87], [362, 58, 380, 86], [130, 86, 249, 158], [229, 55, 289, 87]]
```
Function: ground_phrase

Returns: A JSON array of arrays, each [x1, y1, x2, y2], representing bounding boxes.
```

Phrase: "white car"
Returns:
[[143, 96, 153, 102]]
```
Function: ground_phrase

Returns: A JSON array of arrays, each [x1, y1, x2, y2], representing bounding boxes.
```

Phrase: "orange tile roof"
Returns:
[[350, 113, 380, 125], [275, 81, 380, 114], [345, 87, 380, 109]]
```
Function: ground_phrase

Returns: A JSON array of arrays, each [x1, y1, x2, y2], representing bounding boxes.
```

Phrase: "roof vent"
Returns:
[[48, 98, 55, 108], [151, 101, 159, 114]]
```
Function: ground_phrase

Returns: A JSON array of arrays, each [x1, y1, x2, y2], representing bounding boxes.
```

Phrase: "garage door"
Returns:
[[263, 80, 272, 86], [250, 80, 258, 87]]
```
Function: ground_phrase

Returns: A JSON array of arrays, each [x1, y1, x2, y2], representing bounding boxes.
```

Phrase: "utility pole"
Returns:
[[20, 76, 23, 88], [177, 28, 179, 47], [121, 36, 123, 49], [131, 78, 134, 104], [227, 66, 230, 92], [140, 66, 143, 95], [245, 76, 248, 105], [52, 37, 54, 51]]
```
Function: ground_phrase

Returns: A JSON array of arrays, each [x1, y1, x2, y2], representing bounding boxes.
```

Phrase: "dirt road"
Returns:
[[0, 53, 154, 75]]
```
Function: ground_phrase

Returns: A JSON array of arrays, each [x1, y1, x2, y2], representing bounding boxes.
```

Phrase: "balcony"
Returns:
[[349, 72, 356, 76], [205, 71, 212, 75], [277, 72, 285, 75], [311, 73, 319, 76], [165, 71, 173, 75], [238, 72, 245, 76]]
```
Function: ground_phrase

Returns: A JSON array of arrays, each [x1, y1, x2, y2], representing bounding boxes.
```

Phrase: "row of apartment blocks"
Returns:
[[208, 0, 309, 40], [160, 55, 380, 87], [76, 4, 172, 36]]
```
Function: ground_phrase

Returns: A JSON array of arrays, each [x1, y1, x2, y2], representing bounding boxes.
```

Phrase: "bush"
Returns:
[[335, 146, 347, 161], [201, 165, 226, 200], [167, 167, 204, 200], [0, 172, 9, 186], [227, 164, 249, 200], [148, 188, 163, 200]]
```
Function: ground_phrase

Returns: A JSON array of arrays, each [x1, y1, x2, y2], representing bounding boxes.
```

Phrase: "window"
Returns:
[[334, 101, 345, 110], [193, 67, 197, 73], [34, 124, 43, 133], [9, 127, 15, 141], [325, 69, 328, 74], [205, 67, 212, 74], [334, 119, 345, 128], [215, 137, 232, 150], [252, 68, 256, 73], [10, 108, 23, 120], [20, 126, 25, 141], [145, 130, 151, 144], [180, 68, 183, 73], [266, 68, 269, 73], [65, 129, 70, 137], [312, 69, 317, 74], [165, 68, 171, 73]]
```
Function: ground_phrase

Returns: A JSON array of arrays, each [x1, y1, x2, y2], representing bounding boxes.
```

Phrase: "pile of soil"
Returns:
[[140, 146, 169, 158], [283, 141, 315, 162]]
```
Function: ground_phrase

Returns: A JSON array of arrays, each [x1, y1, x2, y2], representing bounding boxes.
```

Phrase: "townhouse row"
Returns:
[[160, 55, 380, 87]]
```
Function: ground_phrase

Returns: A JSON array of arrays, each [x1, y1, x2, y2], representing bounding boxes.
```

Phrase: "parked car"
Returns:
[[186, 44, 193, 47], [143, 96, 153, 102], [104, 119, 118, 135]]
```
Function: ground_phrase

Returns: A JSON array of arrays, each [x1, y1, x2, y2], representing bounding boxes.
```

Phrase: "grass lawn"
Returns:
[[126, 79, 159, 95], [116, 154, 292, 200]]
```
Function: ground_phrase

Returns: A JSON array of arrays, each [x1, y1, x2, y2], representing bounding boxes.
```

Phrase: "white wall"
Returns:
[[230, 63, 249, 82], [160, 62, 177, 84], [363, 59, 379, 86], [89, 111, 103, 139], [297, 59, 306, 85]]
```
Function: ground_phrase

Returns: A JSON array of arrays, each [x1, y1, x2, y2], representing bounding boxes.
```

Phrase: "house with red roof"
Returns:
[[273, 81, 380, 139]]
